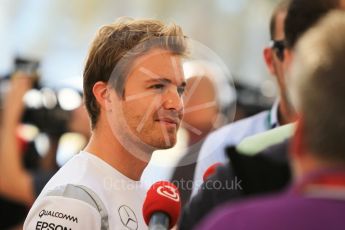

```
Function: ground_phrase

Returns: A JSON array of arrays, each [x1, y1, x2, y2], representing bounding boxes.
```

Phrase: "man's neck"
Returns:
[[292, 151, 345, 182], [84, 126, 149, 181]]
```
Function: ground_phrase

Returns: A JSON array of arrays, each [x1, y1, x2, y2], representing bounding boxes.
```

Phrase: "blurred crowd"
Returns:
[[0, 60, 90, 229]]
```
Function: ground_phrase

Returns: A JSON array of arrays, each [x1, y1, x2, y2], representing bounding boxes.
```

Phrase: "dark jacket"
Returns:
[[179, 140, 291, 230]]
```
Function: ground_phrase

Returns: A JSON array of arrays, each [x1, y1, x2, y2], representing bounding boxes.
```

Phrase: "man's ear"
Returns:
[[263, 47, 275, 76], [92, 81, 110, 110]]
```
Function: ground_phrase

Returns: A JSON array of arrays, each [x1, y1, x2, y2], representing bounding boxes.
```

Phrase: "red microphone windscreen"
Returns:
[[203, 163, 223, 182], [142, 181, 181, 228]]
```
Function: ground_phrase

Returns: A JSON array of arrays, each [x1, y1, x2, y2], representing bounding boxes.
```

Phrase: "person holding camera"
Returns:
[[0, 63, 90, 229]]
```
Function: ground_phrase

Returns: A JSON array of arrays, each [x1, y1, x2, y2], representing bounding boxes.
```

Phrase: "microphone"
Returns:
[[203, 163, 223, 182], [142, 181, 181, 230]]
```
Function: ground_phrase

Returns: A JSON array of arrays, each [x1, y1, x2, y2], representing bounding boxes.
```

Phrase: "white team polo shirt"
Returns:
[[24, 151, 147, 230]]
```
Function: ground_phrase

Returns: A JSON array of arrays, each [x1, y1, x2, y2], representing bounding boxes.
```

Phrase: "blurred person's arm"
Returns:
[[0, 73, 35, 205]]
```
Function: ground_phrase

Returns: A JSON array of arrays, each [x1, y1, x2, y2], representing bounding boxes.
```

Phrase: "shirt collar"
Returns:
[[289, 168, 345, 200], [269, 99, 280, 128]]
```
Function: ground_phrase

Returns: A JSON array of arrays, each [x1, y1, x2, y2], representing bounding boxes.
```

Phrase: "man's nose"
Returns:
[[162, 87, 183, 112]]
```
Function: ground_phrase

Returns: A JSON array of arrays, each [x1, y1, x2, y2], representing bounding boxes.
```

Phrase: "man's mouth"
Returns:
[[155, 117, 179, 127]]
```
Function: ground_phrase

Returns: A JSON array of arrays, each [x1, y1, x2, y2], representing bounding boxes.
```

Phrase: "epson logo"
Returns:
[[36, 221, 71, 230], [39, 210, 78, 223]]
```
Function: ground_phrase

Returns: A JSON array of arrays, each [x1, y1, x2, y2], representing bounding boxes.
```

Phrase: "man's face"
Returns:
[[265, 10, 296, 121], [271, 10, 286, 90], [109, 48, 186, 150]]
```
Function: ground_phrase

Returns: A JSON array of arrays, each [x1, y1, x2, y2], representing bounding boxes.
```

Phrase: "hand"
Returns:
[[3, 72, 35, 124]]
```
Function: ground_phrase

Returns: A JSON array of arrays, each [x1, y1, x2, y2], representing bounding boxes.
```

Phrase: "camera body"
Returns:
[[22, 98, 71, 137], [0, 58, 80, 137]]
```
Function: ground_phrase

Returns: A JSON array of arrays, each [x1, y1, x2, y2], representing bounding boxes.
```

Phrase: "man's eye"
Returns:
[[149, 84, 165, 90]]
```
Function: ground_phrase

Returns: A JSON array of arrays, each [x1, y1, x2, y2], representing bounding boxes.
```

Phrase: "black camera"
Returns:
[[12, 58, 81, 137], [22, 94, 71, 137], [14, 57, 40, 76]]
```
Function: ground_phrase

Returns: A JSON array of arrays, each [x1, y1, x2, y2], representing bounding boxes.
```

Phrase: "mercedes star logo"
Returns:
[[118, 205, 138, 230]]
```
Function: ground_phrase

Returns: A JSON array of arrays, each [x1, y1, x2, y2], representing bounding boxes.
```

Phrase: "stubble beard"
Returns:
[[123, 109, 178, 150]]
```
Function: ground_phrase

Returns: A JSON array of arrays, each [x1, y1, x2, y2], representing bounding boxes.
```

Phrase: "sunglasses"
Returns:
[[270, 40, 286, 61]]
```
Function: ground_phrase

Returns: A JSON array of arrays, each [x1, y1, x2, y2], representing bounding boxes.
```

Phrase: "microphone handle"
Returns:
[[148, 212, 170, 230]]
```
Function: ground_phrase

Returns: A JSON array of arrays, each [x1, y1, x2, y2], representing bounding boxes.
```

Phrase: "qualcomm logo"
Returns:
[[38, 209, 78, 223], [118, 205, 138, 230]]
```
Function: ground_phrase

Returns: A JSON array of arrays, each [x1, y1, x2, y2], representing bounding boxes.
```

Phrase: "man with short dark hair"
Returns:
[[192, 0, 294, 196], [197, 8, 345, 230], [180, 0, 345, 229], [179, 2, 292, 229], [24, 18, 187, 230]]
